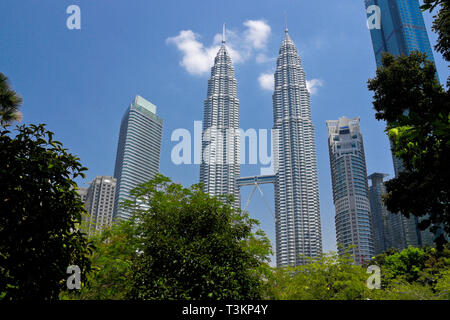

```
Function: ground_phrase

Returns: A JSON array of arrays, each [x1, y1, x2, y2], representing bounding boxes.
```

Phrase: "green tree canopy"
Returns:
[[69, 175, 272, 300], [421, 0, 450, 81], [61, 219, 138, 300], [124, 175, 271, 300], [0, 73, 23, 125], [264, 249, 372, 300], [368, 245, 450, 299], [0, 124, 93, 300], [367, 51, 449, 247], [366, 0, 450, 248]]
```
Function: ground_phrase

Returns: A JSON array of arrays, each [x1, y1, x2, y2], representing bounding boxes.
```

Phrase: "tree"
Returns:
[[367, 245, 450, 300], [121, 174, 271, 300], [0, 124, 93, 300], [0, 73, 23, 125], [264, 249, 372, 300], [367, 51, 449, 247], [421, 1, 450, 84], [367, 0, 450, 248], [60, 219, 138, 300]]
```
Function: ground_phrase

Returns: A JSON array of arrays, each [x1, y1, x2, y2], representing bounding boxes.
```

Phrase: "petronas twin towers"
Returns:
[[200, 27, 322, 266], [199, 37, 241, 208]]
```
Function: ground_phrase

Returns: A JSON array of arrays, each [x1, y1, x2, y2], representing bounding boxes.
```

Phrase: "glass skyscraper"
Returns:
[[272, 30, 322, 266], [113, 95, 163, 221], [327, 117, 374, 265], [365, 0, 436, 247], [365, 0, 436, 68]]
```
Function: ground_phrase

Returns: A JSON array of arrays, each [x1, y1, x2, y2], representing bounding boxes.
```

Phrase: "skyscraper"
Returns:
[[76, 187, 88, 203], [272, 29, 322, 266], [365, 0, 437, 70], [327, 116, 374, 265], [368, 173, 406, 254], [200, 29, 240, 208], [114, 95, 163, 221], [365, 0, 436, 246], [83, 176, 117, 236]]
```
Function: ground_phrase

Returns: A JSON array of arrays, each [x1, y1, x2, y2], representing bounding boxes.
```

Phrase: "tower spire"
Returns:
[[222, 23, 226, 44], [284, 11, 288, 33]]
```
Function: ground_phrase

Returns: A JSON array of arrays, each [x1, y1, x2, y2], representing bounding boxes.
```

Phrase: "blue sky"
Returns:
[[1, 0, 448, 260]]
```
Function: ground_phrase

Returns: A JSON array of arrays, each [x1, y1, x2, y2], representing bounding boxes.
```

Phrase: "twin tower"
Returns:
[[200, 28, 322, 266]]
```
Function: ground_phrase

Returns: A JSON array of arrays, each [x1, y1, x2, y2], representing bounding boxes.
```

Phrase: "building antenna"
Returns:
[[222, 23, 226, 43], [284, 11, 288, 33]]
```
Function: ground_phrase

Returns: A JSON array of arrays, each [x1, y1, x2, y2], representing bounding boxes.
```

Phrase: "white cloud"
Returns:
[[243, 20, 271, 50], [167, 20, 272, 76], [255, 53, 274, 64], [258, 72, 274, 91], [166, 30, 219, 76], [306, 79, 324, 95]]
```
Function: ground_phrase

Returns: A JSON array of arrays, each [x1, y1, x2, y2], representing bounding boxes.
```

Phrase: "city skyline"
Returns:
[[1, 0, 448, 255]]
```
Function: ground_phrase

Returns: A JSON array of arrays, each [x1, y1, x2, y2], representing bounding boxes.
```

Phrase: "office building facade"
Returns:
[[327, 116, 374, 264], [84, 176, 116, 236], [114, 95, 163, 220], [368, 173, 407, 254]]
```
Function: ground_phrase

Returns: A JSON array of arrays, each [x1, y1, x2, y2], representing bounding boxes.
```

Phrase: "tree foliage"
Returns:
[[368, 245, 450, 299], [367, 0, 450, 247], [0, 73, 23, 125], [124, 175, 271, 300], [0, 124, 93, 300], [367, 51, 450, 247], [61, 220, 138, 300], [422, 0, 450, 78], [64, 175, 272, 300], [263, 245, 450, 300], [263, 249, 372, 300]]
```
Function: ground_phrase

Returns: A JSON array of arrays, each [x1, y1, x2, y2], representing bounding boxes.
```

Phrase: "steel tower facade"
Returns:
[[272, 30, 322, 266], [200, 35, 241, 208]]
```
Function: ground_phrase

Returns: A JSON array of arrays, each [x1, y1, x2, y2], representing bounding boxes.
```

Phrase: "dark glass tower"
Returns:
[[365, 0, 437, 69]]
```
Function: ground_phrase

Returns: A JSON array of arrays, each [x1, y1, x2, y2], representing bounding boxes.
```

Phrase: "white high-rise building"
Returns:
[[327, 116, 375, 264], [83, 176, 117, 236], [114, 95, 163, 221], [272, 30, 322, 266], [76, 187, 88, 203], [200, 30, 240, 208]]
